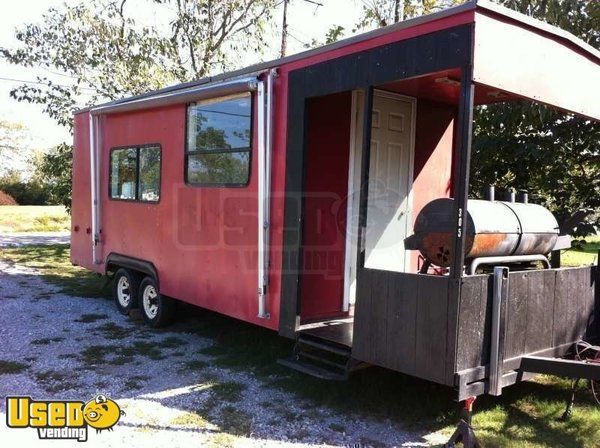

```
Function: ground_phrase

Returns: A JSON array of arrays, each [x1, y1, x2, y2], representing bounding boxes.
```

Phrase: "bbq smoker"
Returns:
[[405, 189, 570, 274]]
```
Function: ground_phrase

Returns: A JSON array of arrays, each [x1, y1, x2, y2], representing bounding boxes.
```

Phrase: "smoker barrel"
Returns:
[[406, 198, 560, 267]]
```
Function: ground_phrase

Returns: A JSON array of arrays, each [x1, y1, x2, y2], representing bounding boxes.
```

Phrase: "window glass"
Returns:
[[110, 148, 137, 200], [187, 152, 250, 185], [110, 145, 161, 202], [139, 146, 161, 202], [186, 93, 252, 186]]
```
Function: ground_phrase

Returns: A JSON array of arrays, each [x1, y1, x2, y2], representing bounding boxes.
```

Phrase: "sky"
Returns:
[[0, 0, 365, 154]]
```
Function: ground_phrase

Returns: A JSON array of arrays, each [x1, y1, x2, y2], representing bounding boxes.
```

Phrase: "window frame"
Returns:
[[184, 92, 254, 188], [109, 143, 162, 204]]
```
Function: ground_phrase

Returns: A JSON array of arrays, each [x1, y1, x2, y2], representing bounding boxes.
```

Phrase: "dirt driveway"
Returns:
[[0, 254, 444, 447]]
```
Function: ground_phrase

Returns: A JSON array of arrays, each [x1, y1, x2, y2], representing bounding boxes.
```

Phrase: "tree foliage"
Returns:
[[35, 143, 73, 211], [1, 0, 275, 130], [355, 0, 461, 29], [0, 170, 51, 206], [0, 120, 29, 176], [472, 103, 600, 236], [472, 0, 600, 236], [1, 0, 274, 210]]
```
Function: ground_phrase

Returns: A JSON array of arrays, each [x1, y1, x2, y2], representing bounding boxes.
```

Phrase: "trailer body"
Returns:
[[71, 0, 600, 398]]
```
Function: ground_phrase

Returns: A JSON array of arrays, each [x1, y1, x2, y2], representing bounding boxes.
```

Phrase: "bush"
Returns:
[[35, 143, 72, 212], [0, 175, 51, 205], [0, 190, 17, 205]]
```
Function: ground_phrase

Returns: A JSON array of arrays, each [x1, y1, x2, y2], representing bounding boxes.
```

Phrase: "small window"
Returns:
[[186, 93, 252, 186], [110, 145, 161, 202]]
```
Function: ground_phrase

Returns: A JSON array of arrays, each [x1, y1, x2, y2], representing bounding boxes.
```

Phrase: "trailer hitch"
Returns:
[[519, 341, 600, 421]]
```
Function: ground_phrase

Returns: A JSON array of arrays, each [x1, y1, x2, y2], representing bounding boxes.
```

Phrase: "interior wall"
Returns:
[[410, 99, 456, 271], [300, 91, 352, 322]]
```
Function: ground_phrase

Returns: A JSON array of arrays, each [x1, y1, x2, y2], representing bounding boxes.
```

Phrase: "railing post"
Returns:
[[489, 266, 509, 396]]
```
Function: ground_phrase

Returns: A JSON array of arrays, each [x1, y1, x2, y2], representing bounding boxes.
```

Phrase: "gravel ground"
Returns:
[[0, 257, 445, 447], [0, 232, 70, 247]]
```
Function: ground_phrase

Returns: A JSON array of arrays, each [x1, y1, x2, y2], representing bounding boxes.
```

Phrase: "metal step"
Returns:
[[296, 334, 352, 357], [277, 332, 362, 381], [277, 356, 349, 381]]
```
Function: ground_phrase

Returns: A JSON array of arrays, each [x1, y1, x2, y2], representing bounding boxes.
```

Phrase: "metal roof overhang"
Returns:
[[473, 6, 600, 121], [88, 77, 258, 115]]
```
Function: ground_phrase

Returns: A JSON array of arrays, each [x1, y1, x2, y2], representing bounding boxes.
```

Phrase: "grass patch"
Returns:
[[170, 411, 209, 428], [181, 359, 209, 371], [329, 422, 345, 433], [74, 313, 108, 323], [130, 341, 165, 360], [123, 375, 150, 390], [0, 359, 28, 374], [1, 244, 110, 298], [31, 337, 65, 345], [0, 205, 70, 233], [218, 406, 252, 436], [562, 235, 599, 267], [94, 322, 129, 340], [80, 345, 114, 366], [211, 381, 246, 402], [34, 370, 76, 392], [160, 336, 187, 348]]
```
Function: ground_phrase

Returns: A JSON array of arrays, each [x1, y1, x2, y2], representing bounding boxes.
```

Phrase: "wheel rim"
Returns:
[[117, 276, 131, 307], [142, 285, 159, 319]]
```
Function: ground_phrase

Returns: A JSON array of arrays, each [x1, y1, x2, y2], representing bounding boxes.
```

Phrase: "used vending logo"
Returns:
[[6, 394, 124, 442]]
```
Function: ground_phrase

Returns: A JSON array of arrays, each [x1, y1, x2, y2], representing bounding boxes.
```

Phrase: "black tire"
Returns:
[[139, 276, 173, 327], [113, 268, 140, 315]]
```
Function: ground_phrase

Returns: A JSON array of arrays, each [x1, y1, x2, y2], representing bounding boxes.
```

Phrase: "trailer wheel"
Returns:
[[113, 268, 140, 315], [139, 276, 173, 327]]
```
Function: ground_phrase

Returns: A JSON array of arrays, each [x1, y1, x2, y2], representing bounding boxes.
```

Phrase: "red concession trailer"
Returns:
[[71, 0, 600, 410]]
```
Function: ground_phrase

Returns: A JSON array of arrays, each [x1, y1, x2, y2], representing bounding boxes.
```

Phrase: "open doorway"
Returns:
[[298, 89, 417, 347]]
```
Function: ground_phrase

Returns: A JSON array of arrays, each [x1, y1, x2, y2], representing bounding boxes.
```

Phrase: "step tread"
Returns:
[[298, 350, 348, 370], [296, 335, 352, 357], [277, 357, 348, 381]]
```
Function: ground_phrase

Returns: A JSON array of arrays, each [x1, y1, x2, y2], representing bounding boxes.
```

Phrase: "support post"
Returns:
[[551, 250, 561, 268], [356, 86, 374, 270], [450, 64, 475, 279], [489, 266, 509, 396], [445, 397, 481, 448]]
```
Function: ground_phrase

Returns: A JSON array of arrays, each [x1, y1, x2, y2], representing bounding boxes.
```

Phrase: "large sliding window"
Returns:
[[110, 145, 161, 202], [185, 93, 252, 187]]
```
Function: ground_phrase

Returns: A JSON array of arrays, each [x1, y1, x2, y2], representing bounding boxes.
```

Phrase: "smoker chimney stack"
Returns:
[[519, 191, 529, 204]]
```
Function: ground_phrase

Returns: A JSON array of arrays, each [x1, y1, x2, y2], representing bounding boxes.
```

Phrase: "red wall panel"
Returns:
[[70, 113, 94, 270], [411, 99, 456, 271], [300, 92, 352, 322]]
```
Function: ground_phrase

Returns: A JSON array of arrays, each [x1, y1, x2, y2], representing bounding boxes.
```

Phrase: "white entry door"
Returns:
[[344, 90, 416, 309], [365, 91, 415, 272]]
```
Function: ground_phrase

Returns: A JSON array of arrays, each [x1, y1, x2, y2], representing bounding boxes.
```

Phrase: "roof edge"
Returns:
[[75, 0, 599, 115], [476, 0, 600, 62], [75, 0, 478, 114]]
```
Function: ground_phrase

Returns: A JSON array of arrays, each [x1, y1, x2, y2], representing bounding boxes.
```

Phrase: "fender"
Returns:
[[105, 253, 159, 287]]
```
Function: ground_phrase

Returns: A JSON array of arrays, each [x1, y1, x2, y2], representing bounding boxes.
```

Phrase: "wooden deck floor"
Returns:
[[299, 320, 354, 348]]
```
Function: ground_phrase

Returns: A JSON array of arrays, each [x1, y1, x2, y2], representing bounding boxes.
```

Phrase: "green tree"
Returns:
[[472, 0, 600, 236], [355, 0, 462, 29], [1, 0, 275, 130], [35, 143, 73, 211], [1, 0, 275, 209], [0, 120, 29, 176]]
